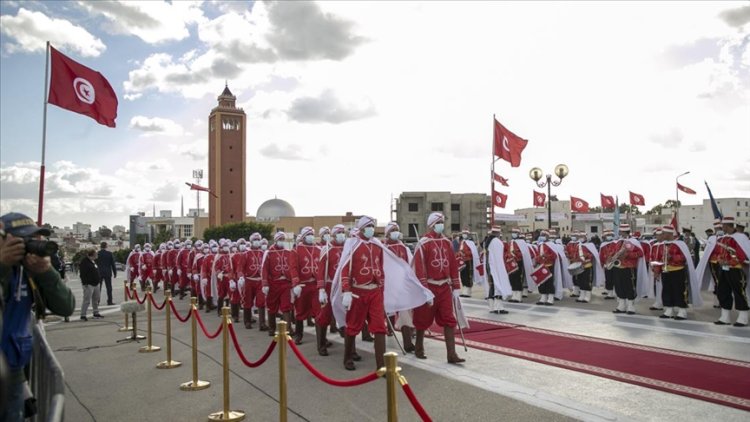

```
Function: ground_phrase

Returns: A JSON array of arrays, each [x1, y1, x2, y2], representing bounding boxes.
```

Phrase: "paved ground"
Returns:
[[42, 277, 749, 421]]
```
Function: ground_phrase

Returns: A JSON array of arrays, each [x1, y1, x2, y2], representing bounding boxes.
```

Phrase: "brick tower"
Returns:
[[208, 84, 246, 227]]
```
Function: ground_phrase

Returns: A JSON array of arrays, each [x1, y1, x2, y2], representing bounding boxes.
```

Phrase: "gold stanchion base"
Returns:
[[118, 326, 134, 332], [125, 334, 147, 341], [157, 360, 182, 369], [207, 410, 245, 421], [180, 379, 211, 391], [139, 345, 161, 353]]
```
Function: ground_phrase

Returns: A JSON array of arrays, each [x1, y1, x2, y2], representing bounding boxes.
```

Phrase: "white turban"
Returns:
[[332, 224, 346, 234], [299, 226, 314, 239], [427, 212, 444, 228], [319, 226, 331, 236], [356, 215, 376, 229], [273, 231, 286, 242], [249, 232, 262, 241], [385, 221, 400, 234]]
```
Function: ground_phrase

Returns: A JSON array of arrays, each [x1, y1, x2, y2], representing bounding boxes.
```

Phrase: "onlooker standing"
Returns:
[[97, 241, 117, 305], [79, 248, 103, 320]]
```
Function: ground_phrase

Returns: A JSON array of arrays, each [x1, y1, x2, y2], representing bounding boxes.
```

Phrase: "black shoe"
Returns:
[[80, 316, 88, 321], [93, 313, 103, 319], [713, 305, 721, 309], [544, 302, 553, 306], [107, 302, 114, 306], [649, 306, 663, 311], [714, 320, 729, 325], [613, 309, 625, 314], [626, 311, 636, 315], [536, 301, 545, 305], [673, 316, 686, 321], [497, 310, 509, 315], [605, 296, 616, 300], [571, 294, 579, 298], [734, 322, 747, 327], [659, 314, 671, 319], [64, 317, 70, 322]]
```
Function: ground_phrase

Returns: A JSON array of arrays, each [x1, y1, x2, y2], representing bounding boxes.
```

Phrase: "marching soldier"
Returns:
[[649, 228, 665, 311], [651, 225, 702, 320], [484, 227, 512, 314], [212, 240, 233, 316], [228, 240, 246, 323], [153, 243, 164, 293], [176, 240, 192, 299], [507, 228, 533, 303], [712, 217, 750, 326], [608, 224, 649, 315], [241, 233, 267, 330], [533, 230, 562, 306], [261, 232, 300, 336], [138, 243, 155, 292], [383, 222, 416, 351], [200, 242, 217, 313], [192, 243, 208, 309], [125, 244, 141, 288], [458, 229, 475, 297], [599, 230, 618, 299], [292, 226, 320, 345], [315, 225, 346, 355]]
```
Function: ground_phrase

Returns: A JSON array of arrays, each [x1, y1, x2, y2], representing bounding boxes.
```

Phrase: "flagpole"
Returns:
[[37, 41, 51, 226], [675, 171, 690, 232], [490, 115, 495, 232]]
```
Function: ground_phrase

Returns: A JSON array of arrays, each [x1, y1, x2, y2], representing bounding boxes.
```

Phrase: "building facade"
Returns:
[[678, 197, 750, 233], [395, 192, 490, 242], [208, 85, 246, 227]]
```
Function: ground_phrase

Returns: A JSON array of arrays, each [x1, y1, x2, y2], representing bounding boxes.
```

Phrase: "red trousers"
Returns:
[[413, 283, 456, 330], [178, 271, 190, 290], [267, 280, 293, 314], [345, 287, 386, 337], [217, 278, 229, 298], [229, 283, 241, 305], [314, 283, 333, 327], [294, 283, 317, 321], [241, 279, 265, 309]]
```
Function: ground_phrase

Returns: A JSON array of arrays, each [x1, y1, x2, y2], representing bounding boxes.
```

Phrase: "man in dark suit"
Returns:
[[97, 241, 117, 305]]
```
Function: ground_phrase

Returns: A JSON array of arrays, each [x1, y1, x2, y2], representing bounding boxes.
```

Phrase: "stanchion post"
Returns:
[[208, 307, 245, 421], [118, 281, 132, 332], [277, 320, 288, 422], [180, 297, 210, 391], [139, 287, 160, 353], [385, 352, 400, 422], [156, 291, 181, 369]]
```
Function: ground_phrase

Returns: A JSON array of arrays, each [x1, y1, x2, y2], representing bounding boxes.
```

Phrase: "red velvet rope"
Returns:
[[124, 285, 132, 300], [193, 311, 223, 339], [401, 383, 433, 422], [287, 341, 380, 387], [130, 289, 147, 305], [149, 294, 167, 310], [227, 324, 277, 368], [169, 301, 192, 323]]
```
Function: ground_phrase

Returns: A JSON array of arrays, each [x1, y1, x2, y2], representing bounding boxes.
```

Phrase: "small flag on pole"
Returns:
[[533, 190, 546, 207], [677, 182, 696, 195], [570, 196, 589, 213], [493, 190, 508, 208], [493, 173, 509, 186], [186, 182, 217, 198], [600, 194, 615, 209]]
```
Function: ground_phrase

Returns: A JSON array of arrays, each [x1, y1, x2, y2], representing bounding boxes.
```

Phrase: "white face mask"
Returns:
[[260, 244, 268, 251], [335, 233, 345, 244], [604, 236, 613, 241], [211, 247, 218, 253], [322, 234, 331, 242], [538, 236, 547, 243], [363, 227, 375, 239], [716, 230, 724, 236], [570, 237, 577, 242], [304, 235, 314, 244], [239, 245, 246, 252], [231, 247, 237, 253], [434, 223, 444, 234], [511, 233, 518, 239], [389, 231, 400, 241], [462, 233, 468, 239], [276, 241, 285, 249], [251, 240, 260, 248], [145, 247, 151, 252], [221, 246, 229, 253]]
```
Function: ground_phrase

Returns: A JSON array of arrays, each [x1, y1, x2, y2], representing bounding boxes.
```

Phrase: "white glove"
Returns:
[[218, 272, 224, 280], [318, 289, 328, 305], [292, 285, 302, 298], [427, 298, 434, 306], [135, 276, 141, 283], [193, 274, 199, 282], [187, 272, 192, 279], [342, 292, 353, 311], [453, 289, 461, 299], [238, 277, 245, 291], [141, 265, 146, 270], [229, 280, 237, 291], [262, 286, 270, 296], [168, 270, 173, 277], [201, 278, 208, 291], [177, 269, 182, 276]]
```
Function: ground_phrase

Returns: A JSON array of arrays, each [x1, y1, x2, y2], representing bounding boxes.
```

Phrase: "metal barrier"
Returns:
[[30, 321, 65, 422]]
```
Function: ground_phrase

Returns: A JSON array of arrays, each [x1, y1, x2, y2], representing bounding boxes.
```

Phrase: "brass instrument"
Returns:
[[604, 241, 628, 270]]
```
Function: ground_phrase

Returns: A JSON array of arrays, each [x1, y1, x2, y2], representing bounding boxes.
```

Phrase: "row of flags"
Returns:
[[491, 117, 528, 210]]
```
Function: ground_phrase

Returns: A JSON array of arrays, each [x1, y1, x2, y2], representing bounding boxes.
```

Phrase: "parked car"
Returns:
[[116, 263, 126, 271]]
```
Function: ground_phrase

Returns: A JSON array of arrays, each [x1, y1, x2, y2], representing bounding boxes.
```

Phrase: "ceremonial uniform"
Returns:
[[229, 245, 246, 322], [651, 235, 689, 319], [176, 244, 191, 298], [610, 226, 646, 314], [212, 246, 232, 315], [507, 231, 528, 302], [534, 241, 559, 305], [192, 247, 207, 309], [714, 217, 750, 326], [165, 243, 178, 294], [458, 231, 475, 297], [200, 247, 217, 312], [261, 234, 300, 336], [138, 245, 155, 291], [565, 236, 595, 301], [315, 226, 344, 356], [384, 221, 416, 352], [153, 246, 164, 292], [126, 247, 141, 286], [241, 234, 266, 330], [292, 228, 320, 344], [599, 233, 618, 298]]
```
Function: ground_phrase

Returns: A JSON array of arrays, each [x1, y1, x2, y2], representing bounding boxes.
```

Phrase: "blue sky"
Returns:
[[1, 1, 748, 229]]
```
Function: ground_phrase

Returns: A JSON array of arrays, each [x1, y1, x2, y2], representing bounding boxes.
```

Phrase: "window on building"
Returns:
[[738, 212, 741, 217], [451, 223, 460, 232], [451, 203, 460, 211], [230, 214, 234, 219], [431, 202, 444, 212], [738, 201, 741, 206], [408, 223, 419, 238], [408, 203, 418, 212], [183, 226, 193, 237]]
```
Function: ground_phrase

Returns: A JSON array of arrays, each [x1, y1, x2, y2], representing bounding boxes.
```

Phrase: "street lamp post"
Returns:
[[529, 164, 569, 230]]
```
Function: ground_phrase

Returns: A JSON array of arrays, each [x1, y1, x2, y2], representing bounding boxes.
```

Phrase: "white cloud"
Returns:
[[286, 90, 376, 124], [130, 116, 185, 136], [649, 128, 684, 148], [78, 0, 205, 44], [0, 8, 106, 57], [259, 144, 308, 161], [169, 139, 207, 161]]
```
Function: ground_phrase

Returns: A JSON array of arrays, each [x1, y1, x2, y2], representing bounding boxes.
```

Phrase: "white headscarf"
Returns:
[[427, 212, 444, 228]]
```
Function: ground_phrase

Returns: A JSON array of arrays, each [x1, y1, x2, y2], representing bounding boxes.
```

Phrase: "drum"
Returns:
[[567, 262, 584, 276], [530, 265, 553, 286]]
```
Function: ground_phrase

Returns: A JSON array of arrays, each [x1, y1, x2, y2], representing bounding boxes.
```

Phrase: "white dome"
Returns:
[[256, 198, 295, 221]]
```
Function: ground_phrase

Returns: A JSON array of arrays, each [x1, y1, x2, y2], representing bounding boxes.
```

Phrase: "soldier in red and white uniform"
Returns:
[[164, 240, 179, 295], [152, 243, 164, 293], [610, 224, 646, 315], [565, 231, 595, 302], [317, 226, 331, 250], [457, 229, 476, 298], [212, 240, 233, 316], [412, 212, 465, 364], [228, 240, 246, 323], [138, 243, 155, 291], [714, 217, 750, 326], [507, 228, 532, 303], [340, 216, 386, 370], [176, 240, 192, 299], [533, 230, 560, 306], [200, 243, 217, 312], [241, 233, 266, 330], [651, 226, 690, 319], [599, 230, 618, 299], [315, 225, 345, 355], [191, 243, 207, 309], [187, 240, 201, 296], [261, 232, 300, 336], [648, 228, 665, 311], [291, 227, 320, 345], [125, 244, 141, 287], [384, 222, 415, 352]]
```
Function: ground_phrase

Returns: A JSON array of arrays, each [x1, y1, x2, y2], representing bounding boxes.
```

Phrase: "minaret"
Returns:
[[208, 84, 246, 227]]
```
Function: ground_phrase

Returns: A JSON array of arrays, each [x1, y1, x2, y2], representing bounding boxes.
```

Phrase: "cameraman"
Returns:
[[1, 213, 75, 422]]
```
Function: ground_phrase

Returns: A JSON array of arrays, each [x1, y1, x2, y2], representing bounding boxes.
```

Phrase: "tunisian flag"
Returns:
[[48, 46, 118, 127], [493, 190, 508, 208], [186, 182, 218, 198], [493, 118, 528, 167], [677, 182, 696, 195], [629, 191, 645, 206], [601, 193, 615, 209], [493, 173, 509, 186], [533, 190, 546, 207], [570, 196, 590, 212]]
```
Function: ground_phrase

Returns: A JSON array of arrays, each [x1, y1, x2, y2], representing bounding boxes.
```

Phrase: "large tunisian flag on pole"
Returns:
[[48, 46, 118, 127], [493, 118, 528, 167]]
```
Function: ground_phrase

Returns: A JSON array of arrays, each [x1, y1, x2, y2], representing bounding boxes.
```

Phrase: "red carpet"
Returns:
[[427, 318, 750, 411]]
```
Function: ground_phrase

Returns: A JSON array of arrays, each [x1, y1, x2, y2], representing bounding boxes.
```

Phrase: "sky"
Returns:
[[0, 1, 748, 230]]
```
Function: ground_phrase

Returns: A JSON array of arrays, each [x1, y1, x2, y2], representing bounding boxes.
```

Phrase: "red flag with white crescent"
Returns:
[[186, 182, 217, 198], [600, 193, 615, 209], [493, 190, 508, 208], [570, 196, 590, 213], [493, 173, 509, 186], [533, 190, 546, 207], [677, 182, 696, 195], [629, 191, 645, 206], [493, 118, 528, 167]]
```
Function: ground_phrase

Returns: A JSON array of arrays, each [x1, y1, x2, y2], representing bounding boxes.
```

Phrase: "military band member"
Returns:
[[316, 225, 346, 356], [458, 229, 476, 297], [696, 220, 725, 310], [649, 228, 665, 311], [383, 222, 416, 352], [262, 232, 300, 336], [192, 243, 207, 310], [599, 230, 618, 299], [651, 225, 702, 320], [292, 226, 320, 345], [241, 233, 267, 330], [533, 230, 562, 306], [608, 224, 650, 315], [712, 217, 750, 326], [507, 228, 534, 303], [484, 227, 511, 314], [126, 244, 141, 288]]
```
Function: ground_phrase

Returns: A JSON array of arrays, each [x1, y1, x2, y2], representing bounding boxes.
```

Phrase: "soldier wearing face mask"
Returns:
[[291, 227, 320, 345], [200, 242, 218, 313], [240, 233, 267, 330], [412, 212, 465, 364], [226, 240, 246, 323], [261, 232, 300, 337], [507, 228, 534, 303], [315, 225, 346, 355], [153, 243, 165, 293], [457, 229, 476, 298], [598, 230, 618, 298], [164, 240, 178, 295], [125, 244, 141, 288], [192, 244, 207, 310], [696, 220, 725, 310], [211, 241, 233, 316], [317, 226, 331, 250], [138, 243, 155, 292], [176, 240, 192, 299], [384, 222, 416, 352]]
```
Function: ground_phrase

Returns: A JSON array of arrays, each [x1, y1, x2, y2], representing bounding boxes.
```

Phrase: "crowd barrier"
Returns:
[[30, 322, 65, 422], [122, 283, 433, 422]]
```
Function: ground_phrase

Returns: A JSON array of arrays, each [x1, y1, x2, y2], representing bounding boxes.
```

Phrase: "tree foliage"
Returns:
[[153, 227, 172, 245], [114, 248, 131, 264], [203, 221, 274, 242]]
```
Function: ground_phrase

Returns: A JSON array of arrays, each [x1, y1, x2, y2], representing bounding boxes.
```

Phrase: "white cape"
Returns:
[[463, 239, 486, 286], [510, 239, 536, 290], [331, 237, 433, 329], [671, 240, 703, 307], [625, 238, 652, 299], [486, 238, 512, 298], [583, 242, 605, 287], [541, 242, 565, 299], [549, 242, 573, 290], [695, 236, 717, 291]]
